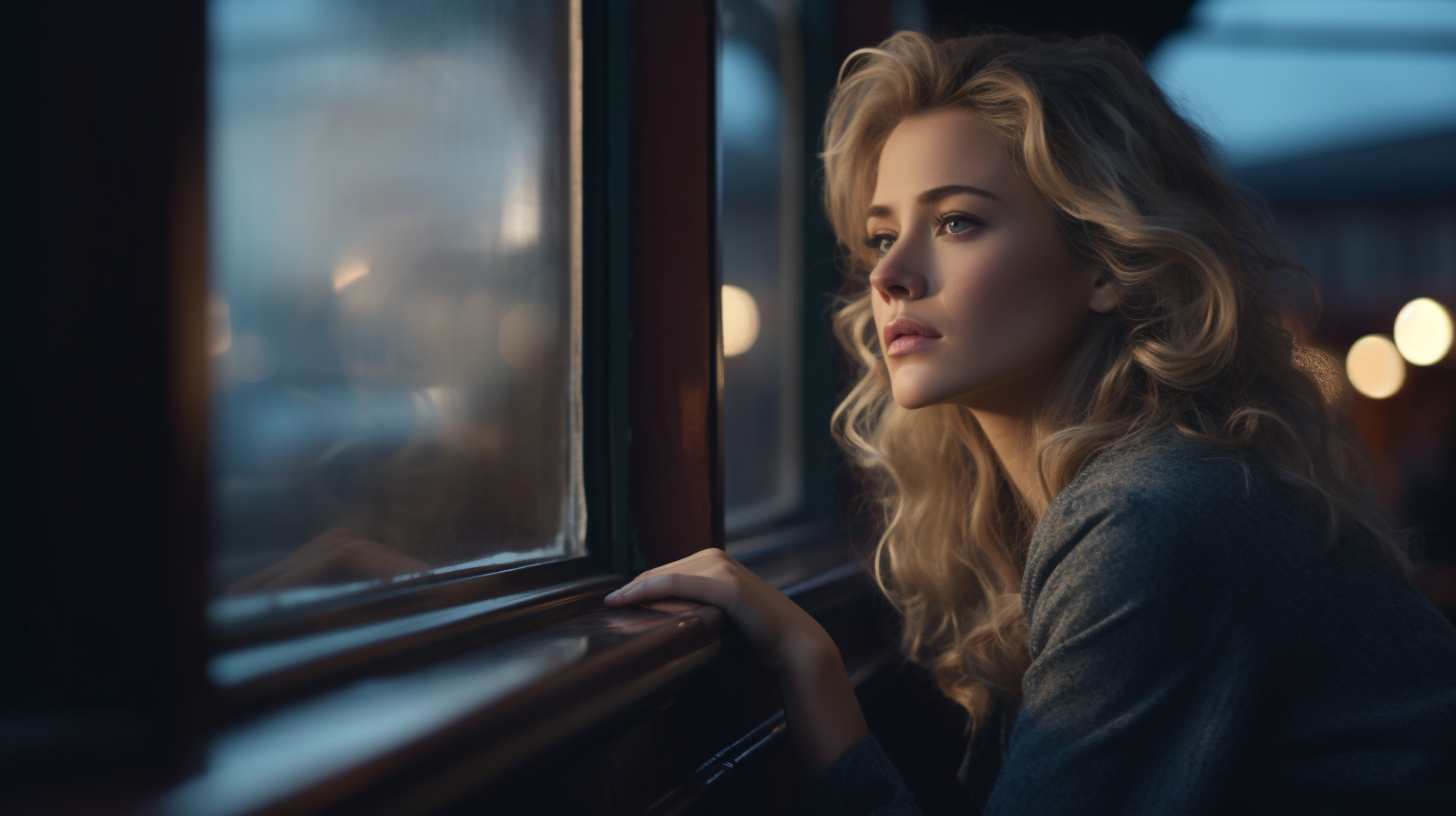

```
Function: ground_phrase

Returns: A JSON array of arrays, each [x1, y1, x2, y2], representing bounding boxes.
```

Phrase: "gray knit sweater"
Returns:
[[802, 430, 1456, 815]]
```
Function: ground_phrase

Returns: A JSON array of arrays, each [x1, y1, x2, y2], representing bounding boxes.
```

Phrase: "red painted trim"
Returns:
[[629, 0, 724, 566]]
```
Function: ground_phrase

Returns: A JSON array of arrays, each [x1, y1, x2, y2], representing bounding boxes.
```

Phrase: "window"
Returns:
[[208, 0, 584, 626], [10, 2, 906, 812], [720, 0, 805, 534]]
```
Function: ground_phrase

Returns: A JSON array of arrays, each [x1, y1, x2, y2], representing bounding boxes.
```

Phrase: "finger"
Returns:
[[610, 558, 739, 602], [615, 549, 735, 591], [640, 599, 702, 614], [604, 572, 738, 610]]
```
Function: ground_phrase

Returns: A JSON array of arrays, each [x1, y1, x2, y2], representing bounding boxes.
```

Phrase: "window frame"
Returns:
[[194, 0, 861, 695], [3, 1, 889, 812], [194, 0, 868, 711], [192, 0, 736, 709], [200, 0, 625, 707], [203, 0, 599, 634]]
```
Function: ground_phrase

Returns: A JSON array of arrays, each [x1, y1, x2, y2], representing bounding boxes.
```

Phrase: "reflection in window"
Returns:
[[721, 0, 803, 532], [209, 0, 582, 624]]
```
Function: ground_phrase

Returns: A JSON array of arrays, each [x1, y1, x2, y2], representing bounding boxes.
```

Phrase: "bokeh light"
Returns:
[[332, 258, 370, 292], [722, 284, 761, 358], [1345, 334, 1406, 399], [1393, 297, 1453, 366]]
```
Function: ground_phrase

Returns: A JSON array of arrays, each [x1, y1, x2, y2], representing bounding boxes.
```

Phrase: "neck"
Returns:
[[958, 371, 1058, 518], [970, 408, 1048, 518]]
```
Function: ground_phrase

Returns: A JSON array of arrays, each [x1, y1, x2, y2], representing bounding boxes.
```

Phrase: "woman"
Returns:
[[605, 31, 1456, 814]]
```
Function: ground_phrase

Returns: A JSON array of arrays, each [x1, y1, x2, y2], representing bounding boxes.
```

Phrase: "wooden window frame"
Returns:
[[2, 1, 893, 813]]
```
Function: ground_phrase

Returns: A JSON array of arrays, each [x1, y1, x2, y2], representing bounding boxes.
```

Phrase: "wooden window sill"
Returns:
[[124, 550, 890, 816], [149, 601, 726, 816]]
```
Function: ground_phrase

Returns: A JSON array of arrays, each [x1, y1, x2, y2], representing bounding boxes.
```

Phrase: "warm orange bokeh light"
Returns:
[[722, 285, 761, 358], [1393, 297, 1453, 366], [1346, 334, 1405, 399]]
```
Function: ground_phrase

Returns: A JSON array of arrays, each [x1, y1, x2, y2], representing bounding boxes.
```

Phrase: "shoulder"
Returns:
[[1023, 430, 1277, 642], [1037, 428, 1263, 541]]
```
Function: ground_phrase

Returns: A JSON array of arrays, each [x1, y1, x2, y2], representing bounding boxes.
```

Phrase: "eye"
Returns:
[[862, 233, 896, 258], [938, 213, 982, 236]]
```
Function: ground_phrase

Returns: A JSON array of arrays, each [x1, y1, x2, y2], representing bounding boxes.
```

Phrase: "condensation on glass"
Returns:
[[208, 0, 584, 625], [721, 0, 804, 533]]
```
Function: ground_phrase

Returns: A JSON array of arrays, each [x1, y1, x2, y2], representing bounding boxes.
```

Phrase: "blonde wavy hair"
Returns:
[[825, 31, 1410, 730]]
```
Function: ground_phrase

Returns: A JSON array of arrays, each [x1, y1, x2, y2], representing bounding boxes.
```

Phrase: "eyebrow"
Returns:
[[866, 184, 1001, 219]]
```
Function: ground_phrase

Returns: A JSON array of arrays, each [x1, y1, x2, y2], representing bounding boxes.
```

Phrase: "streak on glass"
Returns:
[[208, 0, 583, 625]]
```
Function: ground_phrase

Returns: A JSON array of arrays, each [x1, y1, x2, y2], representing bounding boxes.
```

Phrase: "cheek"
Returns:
[[943, 240, 1086, 366]]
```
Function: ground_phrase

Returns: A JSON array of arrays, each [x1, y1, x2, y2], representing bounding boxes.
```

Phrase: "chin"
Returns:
[[889, 377, 963, 411], [890, 391, 931, 410], [890, 364, 1007, 410]]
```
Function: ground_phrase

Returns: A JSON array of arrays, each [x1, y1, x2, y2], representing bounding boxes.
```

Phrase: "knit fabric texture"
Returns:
[[799, 429, 1456, 815]]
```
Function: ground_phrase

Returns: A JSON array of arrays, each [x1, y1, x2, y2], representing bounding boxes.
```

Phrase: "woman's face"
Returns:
[[866, 109, 1115, 412]]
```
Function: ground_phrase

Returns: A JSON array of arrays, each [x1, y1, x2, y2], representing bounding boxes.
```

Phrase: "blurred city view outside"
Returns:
[[720, 0, 805, 532], [208, 0, 582, 624], [1151, 0, 1456, 612]]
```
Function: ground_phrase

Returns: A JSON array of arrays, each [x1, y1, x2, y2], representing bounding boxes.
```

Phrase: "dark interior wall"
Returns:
[[0, 0, 208, 795], [922, 0, 1198, 57], [832, 0, 1198, 57]]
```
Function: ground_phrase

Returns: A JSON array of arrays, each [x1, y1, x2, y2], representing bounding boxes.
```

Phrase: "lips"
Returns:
[[883, 317, 942, 357]]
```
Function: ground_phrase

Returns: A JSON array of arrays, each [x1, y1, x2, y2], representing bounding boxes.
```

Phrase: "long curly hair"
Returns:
[[824, 31, 1409, 731]]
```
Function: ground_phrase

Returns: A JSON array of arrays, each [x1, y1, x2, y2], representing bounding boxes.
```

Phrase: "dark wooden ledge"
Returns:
[[142, 602, 727, 816], [214, 568, 621, 712], [121, 550, 890, 816]]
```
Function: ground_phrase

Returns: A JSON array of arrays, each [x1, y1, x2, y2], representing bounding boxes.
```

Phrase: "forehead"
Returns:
[[870, 109, 1014, 209]]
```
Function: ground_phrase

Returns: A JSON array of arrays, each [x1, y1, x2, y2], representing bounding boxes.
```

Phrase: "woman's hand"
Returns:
[[604, 548, 870, 777], [604, 548, 829, 675]]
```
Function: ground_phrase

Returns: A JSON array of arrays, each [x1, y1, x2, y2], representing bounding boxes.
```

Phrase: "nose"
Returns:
[[868, 244, 926, 303]]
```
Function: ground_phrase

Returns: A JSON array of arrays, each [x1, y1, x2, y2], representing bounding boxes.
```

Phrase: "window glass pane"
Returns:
[[721, 0, 803, 532], [209, 0, 583, 625]]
